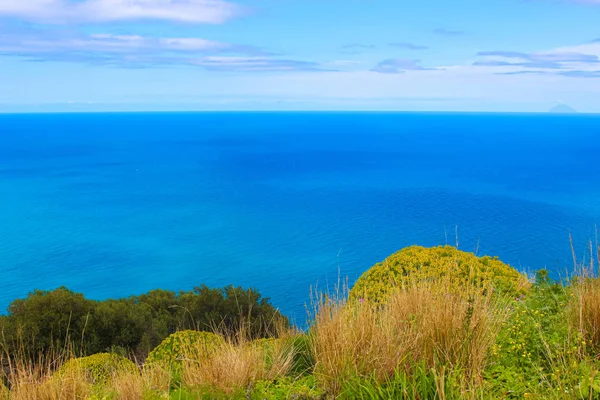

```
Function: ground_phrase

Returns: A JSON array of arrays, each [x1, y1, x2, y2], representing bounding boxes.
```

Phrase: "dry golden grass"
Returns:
[[2, 354, 172, 400], [1, 323, 295, 399], [0, 330, 98, 400], [309, 276, 511, 394], [7, 370, 151, 400], [569, 237, 600, 353], [0, 247, 534, 399], [181, 330, 295, 394], [111, 371, 154, 400], [0, 274, 517, 399], [143, 363, 172, 393], [572, 277, 600, 350], [5, 362, 91, 400]]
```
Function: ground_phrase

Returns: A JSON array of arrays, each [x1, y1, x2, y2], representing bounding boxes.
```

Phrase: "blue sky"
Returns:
[[1, 0, 599, 112]]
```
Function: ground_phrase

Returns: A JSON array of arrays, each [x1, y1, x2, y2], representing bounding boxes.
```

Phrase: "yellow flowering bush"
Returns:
[[54, 353, 137, 385], [350, 245, 529, 303], [145, 330, 224, 369]]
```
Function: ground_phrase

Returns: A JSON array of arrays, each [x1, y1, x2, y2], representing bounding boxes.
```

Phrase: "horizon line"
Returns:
[[0, 110, 597, 116]]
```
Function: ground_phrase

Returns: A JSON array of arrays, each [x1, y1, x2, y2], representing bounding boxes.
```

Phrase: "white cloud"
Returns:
[[190, 56, 329, 72], [551, 42, 600, 59], [0, 30, 323, 71], [1, 28, 599, 111], [0, 0, 242, 24], [0, 32, 236, 56], [158, 38, 227, 51], [474, 42, 600, 75]]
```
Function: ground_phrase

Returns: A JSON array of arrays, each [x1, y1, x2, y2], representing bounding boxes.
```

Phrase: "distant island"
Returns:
[[549, 103, 578, 114]]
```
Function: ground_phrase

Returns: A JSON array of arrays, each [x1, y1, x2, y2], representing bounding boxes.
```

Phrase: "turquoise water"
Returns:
[[0, 112, 599, 321]]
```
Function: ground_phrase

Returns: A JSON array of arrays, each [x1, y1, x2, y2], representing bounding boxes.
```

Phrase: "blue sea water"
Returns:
[[0, 112, 599, 322]]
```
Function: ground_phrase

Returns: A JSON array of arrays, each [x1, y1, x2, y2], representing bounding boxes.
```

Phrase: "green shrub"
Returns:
[[0, 285, 287, 359], [54, 353, 137, 385], [0, 287, 94, 356], [145, 330, 224, 369], [350, 245, 529, 304]]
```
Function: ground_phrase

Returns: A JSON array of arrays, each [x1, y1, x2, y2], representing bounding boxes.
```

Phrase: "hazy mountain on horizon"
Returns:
[[549, 103, 578, 114]]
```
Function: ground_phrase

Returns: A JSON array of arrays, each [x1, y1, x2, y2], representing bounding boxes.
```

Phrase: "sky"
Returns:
[[0, 0, 600, 112]]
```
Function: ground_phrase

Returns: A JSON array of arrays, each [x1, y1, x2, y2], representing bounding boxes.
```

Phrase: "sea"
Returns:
[[0, 112, 599, 323]]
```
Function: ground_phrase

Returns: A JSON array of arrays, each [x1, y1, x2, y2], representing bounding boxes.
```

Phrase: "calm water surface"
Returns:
[[0, 112, 599, 321]]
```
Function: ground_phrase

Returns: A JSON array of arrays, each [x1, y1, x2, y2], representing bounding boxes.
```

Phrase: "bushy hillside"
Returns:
[[1, 245, 600, 399]]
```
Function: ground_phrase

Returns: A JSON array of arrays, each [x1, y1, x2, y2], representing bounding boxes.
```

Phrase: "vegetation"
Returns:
[[53, 353, 137, 385], [350, 245, 529, 303], [1, 244, 600, 399], [311, 275, 506, 394], [146, 330, 225, 368], [0, 285, 287, 359], [144, 330, 225, 387]]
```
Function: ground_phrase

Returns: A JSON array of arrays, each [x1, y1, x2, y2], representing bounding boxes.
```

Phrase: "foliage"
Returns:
[[339, 362, 469, 400], [0, 287, 94, 357], [166, 387, 244, 400], [54, 353, 138, 385], [311, 273, 507, 396], [244, 334, 313, 377], [179, 332, 295, 394], [484, 270, 600, 399], [246, 337, 280, 371], [6, 247, 600, 400], [350, 245, 529, 304], [0, 285, 288, 359], [571, 275, 600, 354], [146, 330, 224, 370], [251, 376, 326, 399], [289, 334, 315, 376]]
